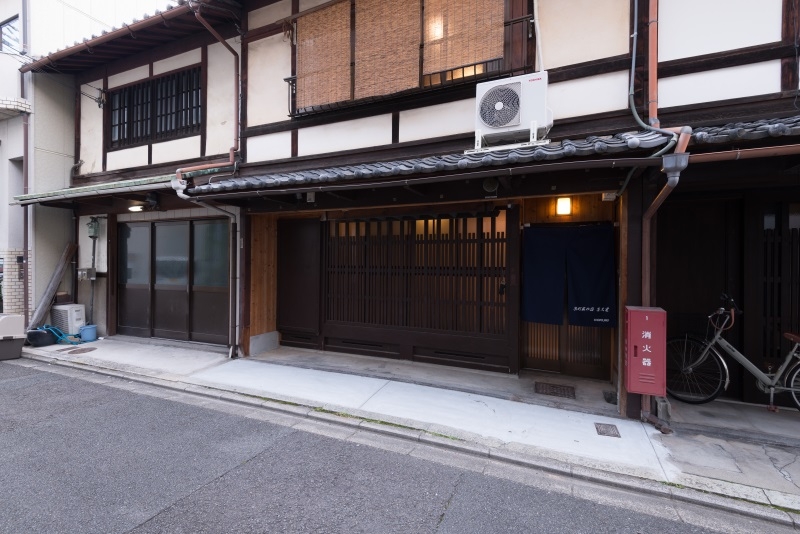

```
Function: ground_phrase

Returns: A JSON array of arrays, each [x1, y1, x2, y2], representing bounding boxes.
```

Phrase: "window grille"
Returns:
[[109, 66, 202, 149]]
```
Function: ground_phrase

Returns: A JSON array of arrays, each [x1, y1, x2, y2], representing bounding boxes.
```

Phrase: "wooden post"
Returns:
[[29, 243, 78, 329]]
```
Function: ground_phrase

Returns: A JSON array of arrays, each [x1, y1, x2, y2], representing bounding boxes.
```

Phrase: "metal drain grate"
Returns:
[[67, 347, 97, 355], [594, 423, 620, 438], [534, 382, 576, 399]]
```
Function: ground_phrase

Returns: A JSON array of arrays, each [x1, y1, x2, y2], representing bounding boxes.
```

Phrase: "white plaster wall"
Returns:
[[80, 80, 104, 175], [5, 160, 24, 250], [538, 0, 629, 69], [548, 71, 629, 120], [248, 34, 293, 126], [0, 116, 24, 251], [398, 99, 475, 143], [659, 61, 782, 109], [106, 146, 148, 171], [32, 73, 74, 194], [153, 48, 202, 76], [206, 39, 241, 157], [298, 114, 392, 156], [247, 131, 292, 162], [0, 54, 21, 99], [107, 65, 149, 90], [300, 0, 330, 11], [3, 114, 23, 159], [151, 136, 201, 165], [659, 0, 782, 62], [249, 0, 291, 29], [77, 215, 108, 272], [118, 205, 227, 223]]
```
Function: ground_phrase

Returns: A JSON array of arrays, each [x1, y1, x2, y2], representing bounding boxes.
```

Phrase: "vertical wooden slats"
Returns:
[[323, 212, 507, 335]]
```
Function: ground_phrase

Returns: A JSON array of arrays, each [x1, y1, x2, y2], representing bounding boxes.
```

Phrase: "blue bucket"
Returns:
[[79, 324, 97, 342]]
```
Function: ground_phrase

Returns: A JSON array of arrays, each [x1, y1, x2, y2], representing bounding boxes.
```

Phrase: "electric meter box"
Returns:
[[625, 306, 667, 396]]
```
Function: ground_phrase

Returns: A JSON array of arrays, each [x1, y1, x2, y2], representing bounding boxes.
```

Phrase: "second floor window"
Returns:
[[0, 17, 20, 52], [295, 0, 505, 113], [109, 67, 202, 149]]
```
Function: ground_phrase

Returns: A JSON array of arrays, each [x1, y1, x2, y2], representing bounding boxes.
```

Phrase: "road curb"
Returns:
[[15, 351, 799, 528]]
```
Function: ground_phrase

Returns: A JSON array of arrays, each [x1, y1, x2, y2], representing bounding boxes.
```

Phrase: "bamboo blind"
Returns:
[[355, 0, 421, 99], [296, 1, 351, 109], [423, 0, 504, 75]]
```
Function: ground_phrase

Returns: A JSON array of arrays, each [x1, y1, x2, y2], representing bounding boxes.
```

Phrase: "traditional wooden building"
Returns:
[[15, 0, 800, 417]]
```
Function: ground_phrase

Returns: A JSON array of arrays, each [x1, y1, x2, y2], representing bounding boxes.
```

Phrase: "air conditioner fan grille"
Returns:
[[479, 82, 521, 128]]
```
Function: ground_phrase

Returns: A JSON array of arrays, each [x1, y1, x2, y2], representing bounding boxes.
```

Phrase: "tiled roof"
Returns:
[[692, 116, 800, 144], [188, 131, 671, 195], [188, 115, 800, 196]]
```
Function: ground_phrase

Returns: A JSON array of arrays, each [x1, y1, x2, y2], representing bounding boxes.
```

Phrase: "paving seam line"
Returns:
[[14, 352, 798, 528]]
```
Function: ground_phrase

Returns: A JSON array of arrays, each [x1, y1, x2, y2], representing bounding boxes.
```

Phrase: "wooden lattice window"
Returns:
[[109, 66, 202, 149], [324, 212, 508, 335]]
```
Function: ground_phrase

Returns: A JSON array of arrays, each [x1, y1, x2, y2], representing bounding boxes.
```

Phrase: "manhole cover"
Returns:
[[67, 347, 97, 355], [534, 382, 576, 399], [595, 423, 620, 438], [56, 347, 74, 353]]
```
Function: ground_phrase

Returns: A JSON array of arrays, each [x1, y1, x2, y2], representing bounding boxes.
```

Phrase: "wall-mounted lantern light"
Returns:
[[86, 217, 100, 239], [556, 197, 572, 215]]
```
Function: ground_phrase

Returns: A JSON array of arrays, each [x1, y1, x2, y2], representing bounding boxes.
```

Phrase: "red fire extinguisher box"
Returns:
[[625, 306, 666, 396]]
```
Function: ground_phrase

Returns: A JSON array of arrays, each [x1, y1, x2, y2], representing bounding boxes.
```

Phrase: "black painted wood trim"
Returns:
[[201, 46, 208, 157], [391, 111, 399, 144], [658, 42, 794, 79], [102, 75, 108, 172], [782, 0, 800, 91]]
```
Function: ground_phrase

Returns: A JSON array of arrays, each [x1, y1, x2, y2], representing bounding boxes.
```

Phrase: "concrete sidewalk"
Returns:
[[15, 336, 800, 528]]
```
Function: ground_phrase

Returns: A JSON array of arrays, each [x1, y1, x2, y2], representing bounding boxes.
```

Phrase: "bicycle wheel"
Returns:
[[666, 335, 726, 404], [787, 362, 800, 411]]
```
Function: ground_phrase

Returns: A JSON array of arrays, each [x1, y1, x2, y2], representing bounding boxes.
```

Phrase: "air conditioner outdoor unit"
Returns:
[[469, 71, 553, 152], [51, 304, 86, 335]]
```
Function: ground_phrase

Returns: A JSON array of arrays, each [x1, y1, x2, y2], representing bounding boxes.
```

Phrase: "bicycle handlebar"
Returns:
[[720, 293, 743, 316]]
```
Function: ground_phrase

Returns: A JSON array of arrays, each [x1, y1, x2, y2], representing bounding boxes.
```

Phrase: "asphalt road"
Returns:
[[0, 359, 792, 534]]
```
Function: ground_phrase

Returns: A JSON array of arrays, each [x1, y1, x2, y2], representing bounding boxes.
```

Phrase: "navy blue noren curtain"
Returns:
[[521, 224, 616, 328]]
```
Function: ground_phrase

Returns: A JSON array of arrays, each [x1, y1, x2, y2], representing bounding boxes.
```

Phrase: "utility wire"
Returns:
[[56, 0, 113, 29]]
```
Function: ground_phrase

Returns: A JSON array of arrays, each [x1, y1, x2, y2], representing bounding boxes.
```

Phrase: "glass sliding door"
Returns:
[[153, 221, 190, 340], [118, 223, 151, 336], [117, 218, 229, 344], [191, 220, 229, 344]]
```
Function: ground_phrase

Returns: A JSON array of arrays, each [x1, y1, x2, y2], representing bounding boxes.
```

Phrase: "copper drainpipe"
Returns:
[[639, 0, 695, 310], [171, 2, 242, 357]]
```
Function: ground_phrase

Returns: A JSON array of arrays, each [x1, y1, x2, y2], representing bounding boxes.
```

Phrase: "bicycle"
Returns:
[[666, 294, 800, 411]]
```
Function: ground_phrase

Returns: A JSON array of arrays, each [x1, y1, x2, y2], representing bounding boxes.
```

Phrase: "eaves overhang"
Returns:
[[13, 174, 176, 206], [20, 0, 241, 74], [186, 131, 672, 201]]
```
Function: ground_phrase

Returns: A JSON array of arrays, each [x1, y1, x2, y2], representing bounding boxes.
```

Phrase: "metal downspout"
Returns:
[[22, 113, 29, 327], [170, 1, 242, 357]]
